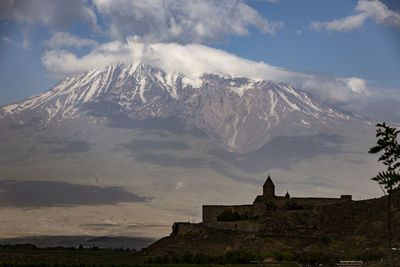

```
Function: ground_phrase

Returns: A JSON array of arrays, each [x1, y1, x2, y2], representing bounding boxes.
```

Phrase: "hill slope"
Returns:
[[143, 191, 400, 262]]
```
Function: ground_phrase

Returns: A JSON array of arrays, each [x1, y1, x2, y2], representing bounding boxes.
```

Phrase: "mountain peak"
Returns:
[[1, 63, 354, 152]]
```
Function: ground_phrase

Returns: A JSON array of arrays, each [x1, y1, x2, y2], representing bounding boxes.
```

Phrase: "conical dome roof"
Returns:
[[263, 175, 275, 187]]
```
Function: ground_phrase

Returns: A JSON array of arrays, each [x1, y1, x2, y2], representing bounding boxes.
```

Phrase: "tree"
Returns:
[[369, 122, 400, 267], [369, 122, 400, 193]]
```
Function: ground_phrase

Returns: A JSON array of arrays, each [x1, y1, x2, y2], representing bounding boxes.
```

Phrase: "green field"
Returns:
[[0, 244, 395, 266]]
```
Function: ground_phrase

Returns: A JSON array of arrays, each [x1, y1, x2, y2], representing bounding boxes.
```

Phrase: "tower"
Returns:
[[263, 174, 275, 199]]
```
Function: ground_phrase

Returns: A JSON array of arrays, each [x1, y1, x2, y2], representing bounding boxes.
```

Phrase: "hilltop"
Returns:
[[141, 190, 400, 264]]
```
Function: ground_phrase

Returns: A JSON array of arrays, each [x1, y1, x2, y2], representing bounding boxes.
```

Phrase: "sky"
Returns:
[[0, 0, 400, 122]]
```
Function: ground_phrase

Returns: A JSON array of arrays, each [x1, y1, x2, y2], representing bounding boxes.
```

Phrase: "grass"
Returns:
[[0, 245, 302, 266], [0, 244, 396, 266]]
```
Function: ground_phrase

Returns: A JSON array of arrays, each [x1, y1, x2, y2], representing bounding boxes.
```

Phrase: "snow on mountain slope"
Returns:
[[0, 63, 381, 240], [1, 63, 355, 152]]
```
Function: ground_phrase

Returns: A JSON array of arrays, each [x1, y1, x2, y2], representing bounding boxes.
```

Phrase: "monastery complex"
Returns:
[[201, 175, 352, 232]]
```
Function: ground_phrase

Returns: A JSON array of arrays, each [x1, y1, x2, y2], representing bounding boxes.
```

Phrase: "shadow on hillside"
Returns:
[[120, 133, 346, 184], [0, 180, 150, 208], [208, 133, 346, 173]]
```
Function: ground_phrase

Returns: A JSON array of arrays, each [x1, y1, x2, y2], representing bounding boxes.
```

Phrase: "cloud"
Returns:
[[40, 39, 364, 106], [1, 0, 283, 47], [20, 26, 30, 49], [343, 77, 368, 94], [41, 39, 298, 81], [42, 40, 140, 75], [343, 88, 400, 123], [0, 0, 100, 31], [310, 0, 400, 32], [0, 0, 101, 50], [1, 36, 21, 47], [92, 0, 283, 43], [44, 32, 98, 49], [310, 13, 369, 32], [41, 39, 400, 122], [1, 0, 282, 44], [246, 0, 279, 3], [2, 26, 32, 50], [356, 0, 400, 27]]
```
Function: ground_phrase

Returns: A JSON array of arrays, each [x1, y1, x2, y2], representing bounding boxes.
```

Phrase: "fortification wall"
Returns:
[[173, 221, 262, 235], [270, 196, 352, 208], [173, 222, 204, 235], [204, 220, 263, 233], [203, 197, 353, 222], [253, 202, 267, 216], [202, 205, 254, 223], [291, 197, 351, 206]]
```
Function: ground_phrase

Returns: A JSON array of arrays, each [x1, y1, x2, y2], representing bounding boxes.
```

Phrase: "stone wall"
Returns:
[[253, 201, 268, 216], [204, 220, 263, 233], [269, 196, 351, 208], [174, 221, 264, 235], [291, 196, 351, 207], [174, 222, 204, 235], [203, 195, 352, 225], [202, 204, 254, 223]]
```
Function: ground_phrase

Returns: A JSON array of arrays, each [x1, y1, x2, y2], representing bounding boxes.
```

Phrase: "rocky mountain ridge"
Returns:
[[1, 63, 355, 153]]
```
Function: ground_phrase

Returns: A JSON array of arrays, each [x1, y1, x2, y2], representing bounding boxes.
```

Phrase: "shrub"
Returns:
[[280, 251, 296, 261], [320, 234, 331, 246]]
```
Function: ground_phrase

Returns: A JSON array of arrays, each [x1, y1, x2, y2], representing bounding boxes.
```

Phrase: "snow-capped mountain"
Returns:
[[0, 62, 381, 240], [1, 63, 353, 152]]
